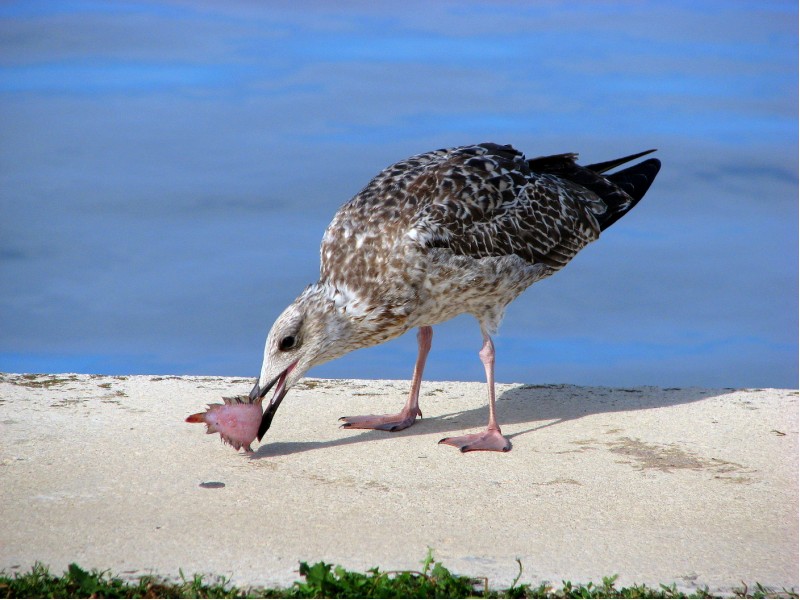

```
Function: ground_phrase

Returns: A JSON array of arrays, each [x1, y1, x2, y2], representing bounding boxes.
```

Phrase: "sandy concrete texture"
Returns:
[[0, 373, 797, 594]]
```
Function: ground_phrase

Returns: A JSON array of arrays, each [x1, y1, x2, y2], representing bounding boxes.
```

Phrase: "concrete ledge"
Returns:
[[0, 373, 797, 594]]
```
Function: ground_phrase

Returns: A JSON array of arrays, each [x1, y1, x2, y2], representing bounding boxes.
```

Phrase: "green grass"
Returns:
[[1, 552, 796, 599]]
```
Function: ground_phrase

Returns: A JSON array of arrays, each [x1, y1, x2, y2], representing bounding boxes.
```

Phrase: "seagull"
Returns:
[[249, 143, 660, 452]]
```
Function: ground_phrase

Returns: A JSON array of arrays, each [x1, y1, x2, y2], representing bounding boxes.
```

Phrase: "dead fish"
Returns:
[[186, 395, 263, 452]]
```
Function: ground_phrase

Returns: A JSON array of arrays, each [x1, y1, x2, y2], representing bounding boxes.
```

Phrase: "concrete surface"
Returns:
[[0, 372, 797, 594]]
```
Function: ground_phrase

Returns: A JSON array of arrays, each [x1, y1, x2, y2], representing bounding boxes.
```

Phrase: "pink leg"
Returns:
[[340, 326, 432, 431], [439, 331, 511, 452]]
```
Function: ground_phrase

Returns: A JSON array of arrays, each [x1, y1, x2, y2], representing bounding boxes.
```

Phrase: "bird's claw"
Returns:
[[338, 408, 421, 432], [439, 428, 511, 452]]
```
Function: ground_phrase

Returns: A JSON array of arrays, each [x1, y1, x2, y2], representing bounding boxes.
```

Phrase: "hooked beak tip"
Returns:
[[251, 361, 298, 440], [249, 379, 263, 401]]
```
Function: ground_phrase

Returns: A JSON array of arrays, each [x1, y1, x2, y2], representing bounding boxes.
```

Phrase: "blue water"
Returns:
[[1, 1, 797, 388]]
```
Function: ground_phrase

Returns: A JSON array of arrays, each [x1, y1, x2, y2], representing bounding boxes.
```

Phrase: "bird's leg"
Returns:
[[439, 331, 511, 452], [339, 326, 432, 432]]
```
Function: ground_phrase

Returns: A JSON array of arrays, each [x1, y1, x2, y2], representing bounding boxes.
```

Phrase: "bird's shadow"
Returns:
[[250, 384, 736, 458]]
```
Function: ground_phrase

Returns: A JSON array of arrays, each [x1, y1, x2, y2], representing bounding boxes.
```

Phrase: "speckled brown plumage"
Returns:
[[318, 143, 657, 339], [250, 142, 661, 452]]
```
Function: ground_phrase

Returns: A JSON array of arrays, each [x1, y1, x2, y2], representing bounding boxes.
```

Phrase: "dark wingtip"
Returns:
[[607, 157, 662, 202], [585, 149, 658, 174], [596, 157, 662, 231]]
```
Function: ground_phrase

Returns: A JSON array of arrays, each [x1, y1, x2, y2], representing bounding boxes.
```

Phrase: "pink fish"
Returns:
[[186, 395, 263, 452]]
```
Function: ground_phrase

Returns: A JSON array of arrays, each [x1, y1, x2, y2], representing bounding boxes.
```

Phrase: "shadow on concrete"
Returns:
[[251, 384, 738, 458]]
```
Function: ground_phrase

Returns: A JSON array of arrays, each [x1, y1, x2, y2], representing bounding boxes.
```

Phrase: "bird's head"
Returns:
[[249, 283, 350, 441]]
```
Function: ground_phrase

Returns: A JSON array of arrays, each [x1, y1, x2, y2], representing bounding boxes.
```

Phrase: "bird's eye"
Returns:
[[279, 335, 297, 351]]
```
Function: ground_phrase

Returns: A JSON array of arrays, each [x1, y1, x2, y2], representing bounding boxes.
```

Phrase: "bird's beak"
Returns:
[[249, 361, 297, 441]]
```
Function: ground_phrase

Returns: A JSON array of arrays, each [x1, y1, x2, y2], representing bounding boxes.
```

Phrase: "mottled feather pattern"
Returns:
[[323, 144, 609, 276], [318, 148, 657, 353], [317, 143, 625, 339]]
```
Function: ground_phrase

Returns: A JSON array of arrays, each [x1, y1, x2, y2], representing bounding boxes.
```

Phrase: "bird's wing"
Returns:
[[320, 142, 633, 283], [320, 146, 479, 281], [408, 143, 605, 270]]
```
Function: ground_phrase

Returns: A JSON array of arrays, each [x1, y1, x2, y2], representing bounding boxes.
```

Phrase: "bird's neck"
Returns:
[[305, 281, 408, 361]]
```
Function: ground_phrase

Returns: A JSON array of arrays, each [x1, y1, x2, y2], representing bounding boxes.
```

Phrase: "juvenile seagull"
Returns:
[[250, 143, 660, 452]]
